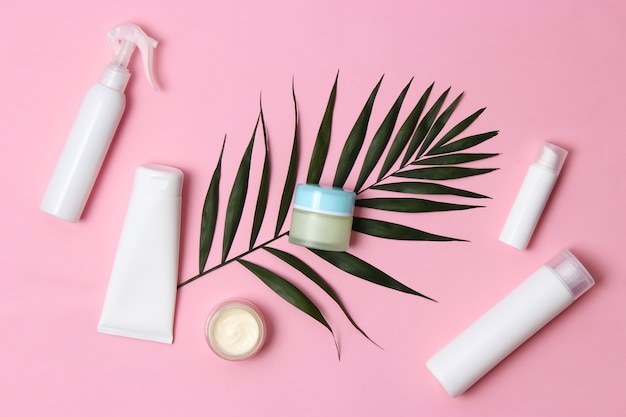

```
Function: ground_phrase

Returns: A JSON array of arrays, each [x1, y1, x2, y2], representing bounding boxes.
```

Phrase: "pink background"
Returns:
[[1, 0, 625, 416]]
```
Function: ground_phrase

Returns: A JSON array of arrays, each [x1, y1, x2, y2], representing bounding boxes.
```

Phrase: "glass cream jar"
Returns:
[[205, 299, 267, 361], [288, 184, 356, 251]]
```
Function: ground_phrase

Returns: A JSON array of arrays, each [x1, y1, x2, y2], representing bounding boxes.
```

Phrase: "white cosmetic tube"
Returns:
[[426, 249, 594, 397], [98, 164, 183, 343], [499, 142, 567, 250]]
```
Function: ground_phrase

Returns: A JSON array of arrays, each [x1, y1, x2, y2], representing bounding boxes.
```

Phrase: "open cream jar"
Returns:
[[205, 299, 267, 360]]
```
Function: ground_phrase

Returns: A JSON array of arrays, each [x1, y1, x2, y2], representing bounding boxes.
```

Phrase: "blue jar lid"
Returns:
[[294, 184, 355, 216]]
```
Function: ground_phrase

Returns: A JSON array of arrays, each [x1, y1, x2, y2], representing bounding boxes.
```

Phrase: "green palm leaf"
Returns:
[[426, 131, 500, 156], [352, 217, 461, 241], [429, 107, 486, 151], [401, 87, 450, 166], [415, 92, 464, 158], [264, 247, 379, 346], [307, 72, 338, 184], [371, 181, 490, 199], [394, 166, 497, 181], [183, 76, 501, 354], [378, 82, 434, 181], [238, 259, 339, 357], [250, 102, 270, 250], [222, 114, 259, 262], [275, 80, 299, 237], [332, 76, 383, 188], [311, 249, 435, 301], [412, 153, 499, 166], [354, 79, 413, 193], [355, 197, 481, 212], [198, 136, 225, 274]]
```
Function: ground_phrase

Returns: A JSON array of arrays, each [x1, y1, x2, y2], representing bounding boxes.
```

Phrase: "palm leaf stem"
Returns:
[[354, 161, 410, 196], [353, 147, 495, 196], [178, 231, 289, 288]]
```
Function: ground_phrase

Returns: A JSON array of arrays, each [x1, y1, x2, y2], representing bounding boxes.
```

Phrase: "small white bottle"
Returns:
[[98, 164, 183, 343], [499, 142, 568, 250], [426, 249, 594, 397], [40, 24, 158, 222]]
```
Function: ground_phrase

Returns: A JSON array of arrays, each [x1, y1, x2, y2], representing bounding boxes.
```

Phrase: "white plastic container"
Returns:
[[426, 249, 594, 397], [98, 164, 183, 343], [40, 24, 158, 222], [499, 142, 568, 250]]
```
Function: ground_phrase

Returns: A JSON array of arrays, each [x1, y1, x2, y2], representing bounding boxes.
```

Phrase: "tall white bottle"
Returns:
[[40, 24, 158, 222], [426, 249, 594, 397]]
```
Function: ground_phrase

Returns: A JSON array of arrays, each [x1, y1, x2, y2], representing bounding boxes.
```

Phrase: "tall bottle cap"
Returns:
[[547, 249, 595, 300], [133, 164, 183, 199]]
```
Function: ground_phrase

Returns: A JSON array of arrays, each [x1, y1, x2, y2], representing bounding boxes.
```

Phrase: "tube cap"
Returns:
[[547, 249, 595, 300], [134, 164, 183, 199], [294, 184, 355, 216]]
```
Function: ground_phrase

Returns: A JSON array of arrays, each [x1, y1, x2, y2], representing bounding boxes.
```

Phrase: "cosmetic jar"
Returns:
[[288, 184, 356, 251], [205, 299, 267, 361]]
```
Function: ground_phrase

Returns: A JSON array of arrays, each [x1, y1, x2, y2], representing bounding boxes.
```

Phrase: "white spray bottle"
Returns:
[[40, 24, 158, 222]]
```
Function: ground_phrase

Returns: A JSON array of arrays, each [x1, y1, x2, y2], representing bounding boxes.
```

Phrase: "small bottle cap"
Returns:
[[134, 164, 183, 199], [293, 184, 355, 216], [533, 142, 568, 175], [547, 249, 595, 300]]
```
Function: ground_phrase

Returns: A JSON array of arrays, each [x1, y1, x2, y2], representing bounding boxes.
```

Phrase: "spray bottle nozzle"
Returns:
[[107, 24, 158, 90]]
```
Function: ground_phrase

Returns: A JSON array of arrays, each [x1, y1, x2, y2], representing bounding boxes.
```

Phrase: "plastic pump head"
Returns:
[[107, 24, 158, 89]]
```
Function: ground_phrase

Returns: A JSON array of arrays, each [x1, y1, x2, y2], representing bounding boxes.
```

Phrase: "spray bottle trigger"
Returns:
[[107, 24, 158, 90]]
